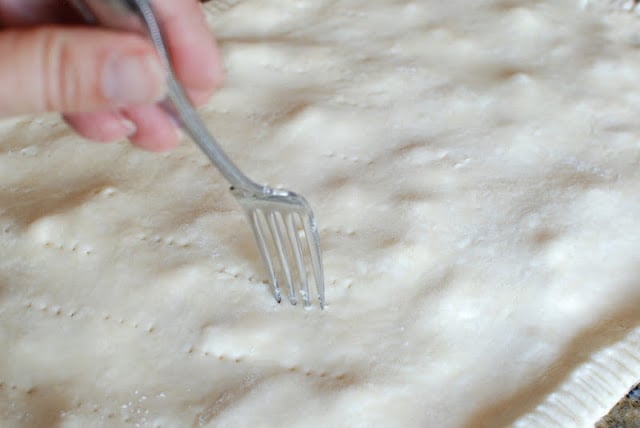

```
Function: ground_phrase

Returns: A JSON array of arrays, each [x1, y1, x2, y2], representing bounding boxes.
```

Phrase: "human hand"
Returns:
[[0, 0, 223, 151]]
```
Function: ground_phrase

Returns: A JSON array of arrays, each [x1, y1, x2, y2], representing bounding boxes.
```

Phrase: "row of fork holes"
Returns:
[[0, 382, 164, 428], [186, 349, 352, 382], [23, 302, 156, 333]]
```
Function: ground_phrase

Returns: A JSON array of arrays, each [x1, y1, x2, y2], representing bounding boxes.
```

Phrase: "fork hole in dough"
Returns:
[[101, 187, 117, 198]]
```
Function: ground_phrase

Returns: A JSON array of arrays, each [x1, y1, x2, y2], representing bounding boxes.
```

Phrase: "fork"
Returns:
[[69, 0, 325, 309]]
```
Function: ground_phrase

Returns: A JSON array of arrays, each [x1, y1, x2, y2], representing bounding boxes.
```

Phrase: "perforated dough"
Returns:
[[1, 1, 640, 427]]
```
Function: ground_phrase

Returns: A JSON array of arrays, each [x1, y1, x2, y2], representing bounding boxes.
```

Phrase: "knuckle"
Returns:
[[39, 30, 76, 112]]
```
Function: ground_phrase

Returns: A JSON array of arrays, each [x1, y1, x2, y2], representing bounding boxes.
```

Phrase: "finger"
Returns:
[[189, 88, 215, 107], [0, 26, 167, 116], [122, 105, 180, 152], [63, 111, 136, 143], [153, 0, 224, 98]]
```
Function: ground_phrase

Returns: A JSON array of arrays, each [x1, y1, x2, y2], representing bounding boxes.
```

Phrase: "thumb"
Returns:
[[0, 26, 167, 116]]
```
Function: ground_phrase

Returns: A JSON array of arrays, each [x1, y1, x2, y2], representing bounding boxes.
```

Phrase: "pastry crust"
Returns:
[[1, 1, 640, 427]]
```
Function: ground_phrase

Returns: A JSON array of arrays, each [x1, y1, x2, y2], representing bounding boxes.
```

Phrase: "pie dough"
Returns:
[[1, 1, 640, 427]]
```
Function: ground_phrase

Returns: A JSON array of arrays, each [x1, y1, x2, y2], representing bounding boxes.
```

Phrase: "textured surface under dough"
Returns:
[[2, 1, 640, 427], [597, 383, 640, 428]]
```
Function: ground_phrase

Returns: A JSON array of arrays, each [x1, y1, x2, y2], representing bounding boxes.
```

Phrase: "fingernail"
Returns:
[[175, 126, 184, 143], [167, 113, 183, 143], [121, 118, 137, 137], [103, 54, 167, 106]]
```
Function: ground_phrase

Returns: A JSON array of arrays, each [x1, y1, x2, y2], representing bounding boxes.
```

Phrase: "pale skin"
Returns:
[[0, 0, 223, 151]]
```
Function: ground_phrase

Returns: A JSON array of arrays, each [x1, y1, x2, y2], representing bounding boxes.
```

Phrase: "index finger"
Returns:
[[152, 0, 224, 103]]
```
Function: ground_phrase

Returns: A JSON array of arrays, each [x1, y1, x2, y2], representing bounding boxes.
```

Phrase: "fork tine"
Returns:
[[267, 211, 297, 305], [249, 210, 281, 303], [301, 212, 325, 309], [285, 213, 311, 307]]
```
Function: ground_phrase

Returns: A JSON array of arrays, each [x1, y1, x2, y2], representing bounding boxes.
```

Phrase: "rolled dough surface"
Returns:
[[1, 0, 640, 427]]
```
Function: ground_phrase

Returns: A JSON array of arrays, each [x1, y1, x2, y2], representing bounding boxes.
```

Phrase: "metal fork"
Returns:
[[69, 0, 325, 308]]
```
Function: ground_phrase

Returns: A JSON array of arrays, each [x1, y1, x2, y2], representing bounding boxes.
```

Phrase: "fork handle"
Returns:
[[68, 0, 263, 194]]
